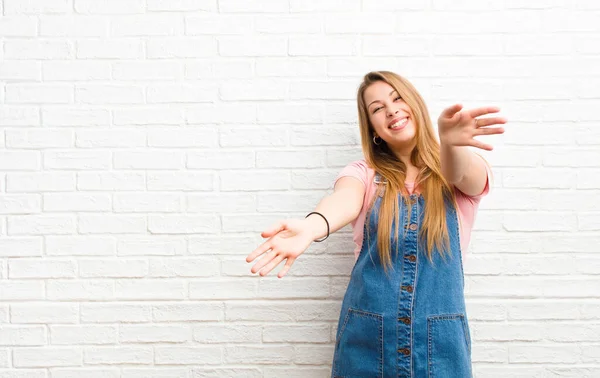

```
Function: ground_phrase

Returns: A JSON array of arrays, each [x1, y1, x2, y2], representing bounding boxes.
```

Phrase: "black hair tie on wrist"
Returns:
[[305, 211, 329, 242]]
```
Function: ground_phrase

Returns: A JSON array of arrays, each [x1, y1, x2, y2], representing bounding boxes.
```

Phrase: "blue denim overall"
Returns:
[[331, 174, 473, 378]]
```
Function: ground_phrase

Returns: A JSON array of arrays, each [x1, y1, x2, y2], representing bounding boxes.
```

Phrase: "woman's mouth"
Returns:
[[389, 117, 409, 130]]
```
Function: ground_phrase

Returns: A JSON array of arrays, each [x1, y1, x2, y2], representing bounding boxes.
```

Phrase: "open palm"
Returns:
[[437, 104, 506, 151], [246, 218, 314, 278]]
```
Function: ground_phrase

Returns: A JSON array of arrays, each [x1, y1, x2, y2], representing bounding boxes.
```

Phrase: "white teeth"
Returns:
[[389, 117, 408, 129]]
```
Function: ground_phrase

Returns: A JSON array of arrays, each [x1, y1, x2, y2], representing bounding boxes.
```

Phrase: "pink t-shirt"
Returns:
[[333, 157, 492, 263]]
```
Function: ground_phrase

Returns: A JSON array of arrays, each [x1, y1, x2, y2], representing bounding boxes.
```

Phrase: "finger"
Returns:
[[469, 106, 501, 119], [474, 117, 507, 128], [259, 253, 286, 277], [246, 241, 272, 263], [474, 127, 505, 136], [261, 220, 287, 238], [251, 249, 278, 274], [277, 256, 296, 279], [440, 103, 463, 119], [470, 139, 494, 151]]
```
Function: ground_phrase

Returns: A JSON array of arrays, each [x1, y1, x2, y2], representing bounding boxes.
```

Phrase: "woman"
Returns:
[[246, 71, 506, 377]]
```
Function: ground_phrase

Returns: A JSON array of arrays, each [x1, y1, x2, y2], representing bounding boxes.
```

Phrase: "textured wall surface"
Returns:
[[0, 0, 599, 377]]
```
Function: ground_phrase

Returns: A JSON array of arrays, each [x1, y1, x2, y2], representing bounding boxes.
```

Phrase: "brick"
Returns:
[[75, 85, 144, 104], [0, 62, 41, 81], [147, 172, 214, 192], [363, 36, 429, 57], [75, 129, 145, 148], [146, 84, 216, 103], [119, 325, 189, 343], [113, 193, 182, 213], [193, 324, 261, 343], [42, 107, 110, 126], [10, 303, 78, 324], [7, 172, 74, 193], [113, 107, 183, 125], [52, 369, 120, 378], [44, 151, 111, 170], [146, 38, 217, 59], [118, 236, 185, 256], [148, 258, 219, 278], [78, 215, 146, 234], [0, 17, 37, 37], [256, 57, 325, 77], [0, 238, 42, 257], [40, 16, 108, 37], [186, 193, 255, 213], [77, 172, 145, 191], [45, 236, 115, 257], [6, 129, 73, 149], [147, 0, 216, 12], [4, 0, 70, 14], [47, 280, 114, 301], [77, 40, 144, 59], [5, 40, 72, 60], [223, 345, 293, 364], [8, 215, 76, 235], [74, 0, 145, 14], [0, 326, 46, 346], [113, 151, 185, 169], [110, 15, 184, 37], [186, 15, 252, 35], [79, 259, 147, 278], [13, 348, 82, 368], [289, 36, 357, 56], [115, 279, 186, 300], [263, 324, 330, 343], [84, 347, 152, 365], [112, 61, 183, 81], [50, 325, 117, 345], [152, 303, 223, 322], [43, 193, 111, 212], [9, 259, 76, 279], [122, 369, 187, 378], [0, 195, 41, 215], [219, 37, 287, 57], [155, 347, 221, 365], [6, 84, 73, 104], [81, 304, 151, 323]]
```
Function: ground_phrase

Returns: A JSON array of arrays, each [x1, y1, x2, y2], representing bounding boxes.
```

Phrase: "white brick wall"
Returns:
[[0, 1, 598, 377]]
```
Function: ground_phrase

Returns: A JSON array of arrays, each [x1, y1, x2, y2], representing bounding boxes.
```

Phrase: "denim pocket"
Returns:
[[332, 307, 383, 378], [427, 314, 472, 378]]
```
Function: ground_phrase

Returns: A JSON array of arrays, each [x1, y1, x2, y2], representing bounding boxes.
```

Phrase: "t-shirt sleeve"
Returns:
[[333, 159, 369, 189]]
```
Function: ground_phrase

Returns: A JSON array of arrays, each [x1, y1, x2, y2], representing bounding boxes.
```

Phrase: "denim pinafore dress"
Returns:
[[331, 173, 473, 378]]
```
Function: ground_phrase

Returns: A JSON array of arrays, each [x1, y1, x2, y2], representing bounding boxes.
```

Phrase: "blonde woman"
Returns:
[[246, 71, 506, 377]]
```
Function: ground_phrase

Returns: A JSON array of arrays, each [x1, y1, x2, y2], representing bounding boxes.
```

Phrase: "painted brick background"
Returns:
[[1, 0, 599, 377]]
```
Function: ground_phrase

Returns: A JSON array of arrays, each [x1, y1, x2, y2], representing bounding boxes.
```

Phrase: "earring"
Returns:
[[373, 135, 382, 145]]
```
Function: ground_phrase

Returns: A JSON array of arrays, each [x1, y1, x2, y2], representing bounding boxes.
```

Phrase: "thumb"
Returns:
[[261, 220, 287, 238]]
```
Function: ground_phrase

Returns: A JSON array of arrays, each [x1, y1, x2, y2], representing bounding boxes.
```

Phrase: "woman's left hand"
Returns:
[[437, 104, 507, 151]]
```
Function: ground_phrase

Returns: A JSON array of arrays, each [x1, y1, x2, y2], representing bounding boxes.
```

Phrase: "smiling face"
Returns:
[[364, 80, 417, 152]]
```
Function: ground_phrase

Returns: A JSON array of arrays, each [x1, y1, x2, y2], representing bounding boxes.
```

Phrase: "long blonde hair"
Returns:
[[357, 71, 467, 271]]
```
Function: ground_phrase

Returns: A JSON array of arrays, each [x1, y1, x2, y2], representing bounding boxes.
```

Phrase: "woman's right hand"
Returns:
[[245, 218, 317, 279]]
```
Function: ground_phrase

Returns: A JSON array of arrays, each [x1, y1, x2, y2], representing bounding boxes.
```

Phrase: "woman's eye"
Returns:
[[372, 96, 402, 113]]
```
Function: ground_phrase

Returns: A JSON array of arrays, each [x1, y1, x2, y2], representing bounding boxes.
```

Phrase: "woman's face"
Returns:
[[364, 81, 417, 150]]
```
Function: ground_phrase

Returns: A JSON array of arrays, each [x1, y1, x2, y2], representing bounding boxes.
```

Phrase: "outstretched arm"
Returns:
[[246, 176, 365, 278], [437, 104, 506, 197]]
